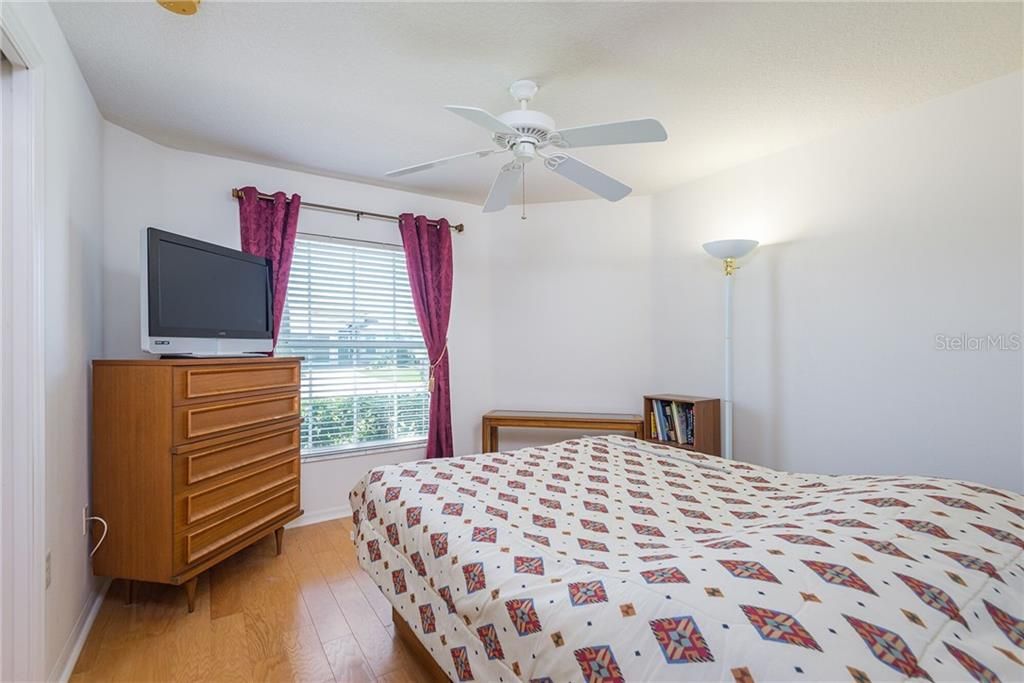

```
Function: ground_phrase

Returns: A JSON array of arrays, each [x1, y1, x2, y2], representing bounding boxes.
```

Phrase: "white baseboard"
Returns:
[[288, 503, 352, 528], [51, 578, 111, 683]]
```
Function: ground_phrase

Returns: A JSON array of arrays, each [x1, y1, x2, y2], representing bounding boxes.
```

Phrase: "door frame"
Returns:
[[0, 5, 47, 682]]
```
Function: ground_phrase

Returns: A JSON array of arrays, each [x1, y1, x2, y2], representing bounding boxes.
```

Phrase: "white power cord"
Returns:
[[86, 516, 108, 558]]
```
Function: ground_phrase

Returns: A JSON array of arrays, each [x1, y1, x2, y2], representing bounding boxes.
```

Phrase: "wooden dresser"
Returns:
[[91, 357, 303, 611]]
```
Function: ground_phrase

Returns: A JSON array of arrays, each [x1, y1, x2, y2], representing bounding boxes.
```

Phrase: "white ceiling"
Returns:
[[52, 1, 1021, 207]]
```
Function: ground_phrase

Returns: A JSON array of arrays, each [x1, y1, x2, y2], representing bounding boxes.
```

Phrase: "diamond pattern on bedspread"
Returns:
[[649, 616, 714, 664], [350, 435, 1024, 682]]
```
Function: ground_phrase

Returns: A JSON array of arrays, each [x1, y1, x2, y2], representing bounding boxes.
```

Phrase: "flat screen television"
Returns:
[[140, 227, 273, 356]]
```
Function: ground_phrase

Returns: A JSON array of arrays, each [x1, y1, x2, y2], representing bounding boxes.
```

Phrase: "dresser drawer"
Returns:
[[173, 392, 299, 444], [174, 454, 299, 529], [173, 362, 300, 404], [174, 484, 299, 572], [174, 423, 300, 487]]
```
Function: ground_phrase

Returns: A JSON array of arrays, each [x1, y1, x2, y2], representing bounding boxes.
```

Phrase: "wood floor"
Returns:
[[70, 517, 441, 683]]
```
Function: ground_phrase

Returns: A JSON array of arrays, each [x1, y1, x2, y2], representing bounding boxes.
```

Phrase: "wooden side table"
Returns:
[[481, 410, 645, 453]]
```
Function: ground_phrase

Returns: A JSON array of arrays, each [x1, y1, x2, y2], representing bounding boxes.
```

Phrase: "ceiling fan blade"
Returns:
[[554, 118, 667, 148], [386, 149, 498, 177], [544, 153, 631, 202], [444, 106, 518, 135], [482, 163, 522, 213]]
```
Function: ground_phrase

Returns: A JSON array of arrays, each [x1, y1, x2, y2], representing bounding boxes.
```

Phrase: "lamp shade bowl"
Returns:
[[702, 239, 759, 260]]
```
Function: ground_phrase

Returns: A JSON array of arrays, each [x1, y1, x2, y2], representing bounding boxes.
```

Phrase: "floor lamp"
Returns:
[[702, 239, 759, 460]]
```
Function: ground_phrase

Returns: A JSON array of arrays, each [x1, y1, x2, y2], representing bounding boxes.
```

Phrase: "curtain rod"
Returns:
[[230, 188, 465, 233]]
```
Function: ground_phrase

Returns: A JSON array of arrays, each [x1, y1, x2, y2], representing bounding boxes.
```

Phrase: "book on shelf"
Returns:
[[660, 400, 676, 442], [670, 402, 683, 444], [651, 400, 665, 441], [647, 398, 695, 446]]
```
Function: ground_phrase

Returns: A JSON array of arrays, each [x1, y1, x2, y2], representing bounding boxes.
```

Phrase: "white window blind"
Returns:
[[276, 235, 429, 457]]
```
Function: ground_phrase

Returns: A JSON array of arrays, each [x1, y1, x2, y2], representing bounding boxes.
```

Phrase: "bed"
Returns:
[[350, 435, 1024, 682]]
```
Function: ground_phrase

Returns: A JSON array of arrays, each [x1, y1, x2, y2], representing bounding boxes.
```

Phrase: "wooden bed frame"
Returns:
[[393, 608, 451, 682]]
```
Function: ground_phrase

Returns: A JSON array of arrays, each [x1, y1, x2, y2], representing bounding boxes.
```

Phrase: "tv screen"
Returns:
[[146, 228, 272, 339]]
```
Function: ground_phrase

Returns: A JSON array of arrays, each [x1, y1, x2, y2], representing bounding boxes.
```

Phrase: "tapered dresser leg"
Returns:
[[124, 579, 135, 605], [275, 526, 285, 556], [184, 576, 198, 613]]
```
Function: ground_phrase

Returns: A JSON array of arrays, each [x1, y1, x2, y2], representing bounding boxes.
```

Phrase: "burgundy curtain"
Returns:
[[237, 186, 300, 348], [399, 214, 454, 459]]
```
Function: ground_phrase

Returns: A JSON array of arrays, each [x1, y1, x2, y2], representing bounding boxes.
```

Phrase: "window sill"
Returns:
[[300, 439, 428, 464]]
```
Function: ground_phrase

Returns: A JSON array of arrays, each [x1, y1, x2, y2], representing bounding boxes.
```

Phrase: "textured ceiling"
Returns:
[[52, 1, 1022, 207]]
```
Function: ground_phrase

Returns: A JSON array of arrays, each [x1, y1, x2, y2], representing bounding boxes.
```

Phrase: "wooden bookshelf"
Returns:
[[642, 394, 721, 456]]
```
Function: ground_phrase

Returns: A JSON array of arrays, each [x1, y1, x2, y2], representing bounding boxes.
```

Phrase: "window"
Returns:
[[277, 235, 429, 457]]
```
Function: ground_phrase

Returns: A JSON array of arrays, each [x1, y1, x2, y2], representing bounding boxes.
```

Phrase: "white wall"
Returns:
[[473, 71, 1022, 491], [651, 73, 1023, 490], [5, 2, 106, 677], [104, 72, 1023, 495], [101, 124, 494, 518], [485, 197, 655, 450]]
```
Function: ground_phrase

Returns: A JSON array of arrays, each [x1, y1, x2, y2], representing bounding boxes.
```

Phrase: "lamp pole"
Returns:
[[723, 257, 736, 460], [702, 240, 758, 461]]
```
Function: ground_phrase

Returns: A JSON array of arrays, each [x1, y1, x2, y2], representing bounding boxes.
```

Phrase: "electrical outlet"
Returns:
[[82, 505, 89, 536], [45, 551, 51, 589]]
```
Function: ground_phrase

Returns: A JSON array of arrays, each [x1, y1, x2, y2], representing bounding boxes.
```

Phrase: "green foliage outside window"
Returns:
[[301, 392, 429, 453]]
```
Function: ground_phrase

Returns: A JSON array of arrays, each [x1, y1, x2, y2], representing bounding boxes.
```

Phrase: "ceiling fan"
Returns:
[[386, 80, 668, 213]]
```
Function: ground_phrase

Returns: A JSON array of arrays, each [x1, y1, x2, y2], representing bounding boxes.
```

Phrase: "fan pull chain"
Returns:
[[521, 164, 527, 220]]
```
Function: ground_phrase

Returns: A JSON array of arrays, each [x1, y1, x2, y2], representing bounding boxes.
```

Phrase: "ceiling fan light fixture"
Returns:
[[157, 0, 201, 15]]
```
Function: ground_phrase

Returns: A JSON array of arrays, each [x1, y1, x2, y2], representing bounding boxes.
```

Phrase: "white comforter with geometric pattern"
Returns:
[[350, 435, 1024, 683]]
